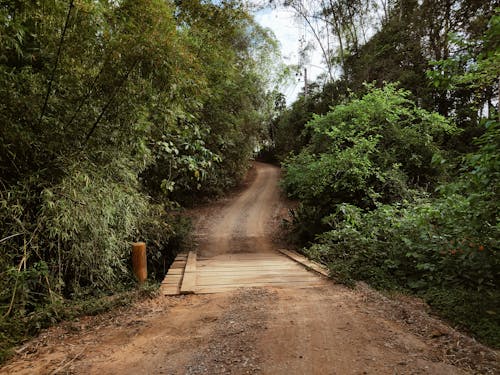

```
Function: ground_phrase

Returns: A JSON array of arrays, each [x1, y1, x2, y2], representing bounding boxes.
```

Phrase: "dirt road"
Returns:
[[198, 161, 281, 256], [1, 162, 498, 374]]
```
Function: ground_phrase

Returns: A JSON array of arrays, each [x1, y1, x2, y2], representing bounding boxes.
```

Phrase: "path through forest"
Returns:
[[1, 163, 498, 374]]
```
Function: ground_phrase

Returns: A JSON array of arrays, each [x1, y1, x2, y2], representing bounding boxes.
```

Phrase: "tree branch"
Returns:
[[83, 58, 139, 145], [64, 56, 109, 130], [37, 0, 75, 127]]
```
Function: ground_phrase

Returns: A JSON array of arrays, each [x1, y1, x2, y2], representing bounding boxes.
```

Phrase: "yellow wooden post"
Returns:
[[132, 242, 147, 283]]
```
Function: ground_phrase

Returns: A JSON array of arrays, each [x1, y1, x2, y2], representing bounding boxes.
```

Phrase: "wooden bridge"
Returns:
[[161, 249, 329, 295]]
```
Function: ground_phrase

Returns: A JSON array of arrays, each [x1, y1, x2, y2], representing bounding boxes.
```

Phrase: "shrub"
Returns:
[[303, 120, 499, 346], [281, 83, 455, 240]]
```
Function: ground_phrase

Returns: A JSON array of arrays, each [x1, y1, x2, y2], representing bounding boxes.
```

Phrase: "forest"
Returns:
[[274, 0, 499, 347], [0, 0, 498, 363], [0, 0, 282, 360]]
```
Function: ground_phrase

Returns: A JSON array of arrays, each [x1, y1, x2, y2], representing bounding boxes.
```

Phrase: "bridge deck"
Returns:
[[161, 250, 328, 295]]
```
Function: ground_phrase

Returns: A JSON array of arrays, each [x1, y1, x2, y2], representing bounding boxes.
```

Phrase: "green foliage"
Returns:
[[140, 210, 191, 281], [281, 77, 499, 345], [274, 0, 499, 350], [282, 84, 455, 240], [424, 287, 500, 348], [272, 80, 349, 161], [427, 10, 499, 92], [40, 160, 148, 294], [0, 0, 279, 360], [294, 118, 499, 346]]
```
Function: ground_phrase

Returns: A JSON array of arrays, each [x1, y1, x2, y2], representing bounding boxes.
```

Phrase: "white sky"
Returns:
[[253, 6, 325, 105]]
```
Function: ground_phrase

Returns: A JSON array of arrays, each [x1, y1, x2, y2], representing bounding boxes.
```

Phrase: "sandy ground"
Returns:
[[1, 162, 498, 375]]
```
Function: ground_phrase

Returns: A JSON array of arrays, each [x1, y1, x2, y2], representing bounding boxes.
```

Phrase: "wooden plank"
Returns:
[[163, 275, 182, 280], [160, 253, 189, 295], [196, 281, 325, 288], [197, 277, 319, 284], [196, 279, 324, 286], [161, 276, 182, 285], [180, 275, 195, 294], [163, 282, 181, 287], [180, 251, 197, 294], [197, 269, 303, 275], [161, 284, 181, 295], [204, 255, 286, 260], [200, 252, 282, 257], [184, 251, 196, 273], [278, 249, 330, 277], [162, 289, 181, 296], [197, 261, 295, 267], [197, 276, 320, 286], [166, 268, 183, 275], [170, 261, 187, 269], [163, 273, 183, 279], [197, 263, 295, 268], [162, 281, 182, 286], [199, 254, 286, 259], [162, 279, 182, 284], [197, 274, 319, 280], [199, 255, 288, 260], [197, 265, 302, 271], [198, 273, 320, 280], [162, 249, 328, 296], [195, 281, 325, 294]]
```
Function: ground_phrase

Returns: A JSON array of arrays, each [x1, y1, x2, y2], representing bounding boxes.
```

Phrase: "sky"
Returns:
[[253, 5, 325, 105]]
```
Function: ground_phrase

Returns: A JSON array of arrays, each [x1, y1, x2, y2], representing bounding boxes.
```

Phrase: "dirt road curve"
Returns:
[[199, 161, 281, 256], [1, 162, 498, 375]]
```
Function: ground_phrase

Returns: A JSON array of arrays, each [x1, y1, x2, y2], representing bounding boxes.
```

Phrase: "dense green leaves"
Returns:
[[274, 2, 499, 346], [280, 85, 498, 345], [282, 85, 455, 234], [302, 121, 500, 346], [0, 0, 279, 360]]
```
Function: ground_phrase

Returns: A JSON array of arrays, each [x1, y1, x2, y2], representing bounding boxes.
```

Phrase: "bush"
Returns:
[[0, 157, 191, 363], [0, 0, 279, 362], [281, 83, 455, 240], [280, 82, 499, 346], [307, 197, 499, 292], [40, 160, 148, 295], [302, 120, 499, 346]]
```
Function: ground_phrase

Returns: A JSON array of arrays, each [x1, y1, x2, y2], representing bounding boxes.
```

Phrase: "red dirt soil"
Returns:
[[1, 162, 498, 374]]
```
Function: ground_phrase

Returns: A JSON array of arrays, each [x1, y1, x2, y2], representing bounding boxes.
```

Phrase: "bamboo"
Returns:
[[132, 242, 147, 283]]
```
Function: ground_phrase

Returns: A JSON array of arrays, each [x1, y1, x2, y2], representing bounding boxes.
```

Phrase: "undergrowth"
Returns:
[[282, 85, 499, 348], [0, 282, 159, 363]]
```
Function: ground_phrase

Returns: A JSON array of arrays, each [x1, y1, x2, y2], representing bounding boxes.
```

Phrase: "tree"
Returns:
[[0, 0, 280, 358]]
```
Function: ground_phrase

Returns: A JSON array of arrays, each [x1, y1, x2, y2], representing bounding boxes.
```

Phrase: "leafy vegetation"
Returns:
[[276, 2, 499, 347], [303, 120, 499, 346], [0, 0, 280, 361], [0, 0, 497, 361]]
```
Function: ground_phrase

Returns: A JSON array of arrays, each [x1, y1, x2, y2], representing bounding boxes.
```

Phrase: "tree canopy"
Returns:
[[0, 0, 281, 360]]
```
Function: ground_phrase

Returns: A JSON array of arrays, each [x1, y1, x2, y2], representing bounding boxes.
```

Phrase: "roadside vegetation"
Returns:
[[274, 1, 499, 347], [0, 0, 282, 361]]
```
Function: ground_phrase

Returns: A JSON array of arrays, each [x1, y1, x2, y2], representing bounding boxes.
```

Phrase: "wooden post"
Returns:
[[132, 242, 147, 283]]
